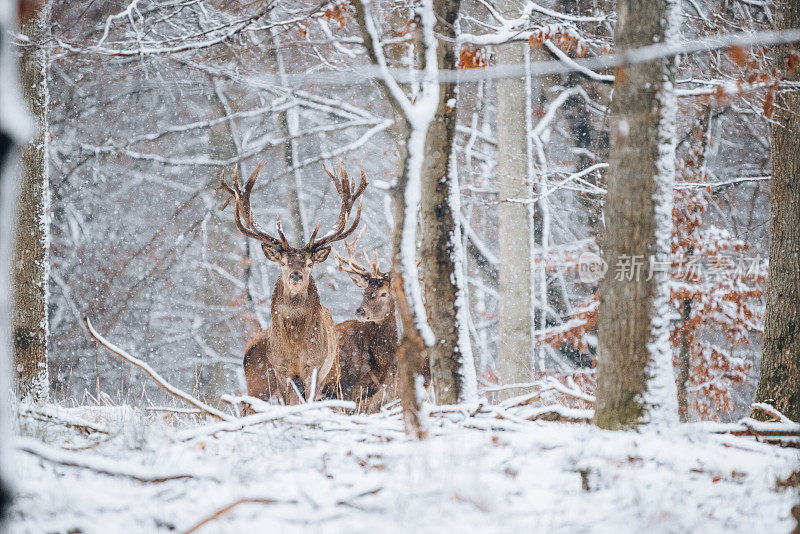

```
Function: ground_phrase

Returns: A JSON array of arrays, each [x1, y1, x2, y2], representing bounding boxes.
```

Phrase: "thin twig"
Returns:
[[184, 498, 291, 534]]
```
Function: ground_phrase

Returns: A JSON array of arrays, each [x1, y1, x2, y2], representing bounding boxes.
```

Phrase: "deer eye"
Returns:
[[380, 292, 388, 297]]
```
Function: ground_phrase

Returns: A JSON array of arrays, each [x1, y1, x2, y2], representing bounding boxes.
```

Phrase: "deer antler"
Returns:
[[332, 227, 370, 276], [333, 226, 387, 279], [306, 161, 368, 251], [219, 162, 289, 251], [366, 249, 383, 277]]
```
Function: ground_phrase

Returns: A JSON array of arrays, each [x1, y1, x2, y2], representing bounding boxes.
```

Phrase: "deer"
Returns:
[[332, 231, 399, 413], [219, 160, 367, 405]]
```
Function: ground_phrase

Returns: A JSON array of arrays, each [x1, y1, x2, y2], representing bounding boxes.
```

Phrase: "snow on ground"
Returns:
[[6, 403, 798, 533]]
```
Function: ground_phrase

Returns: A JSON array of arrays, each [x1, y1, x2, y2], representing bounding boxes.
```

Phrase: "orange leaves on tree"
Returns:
[[552, 110, 764, 421], [459, 46, 487, 70], [324, 1, 349, 31], [614, 66, 628, 86], [786, 49, 800, 72], [713, 84, 729, 106], [528, 24, 588, 57], [763, 81, 778, 119], [728, 45, 749, 67]]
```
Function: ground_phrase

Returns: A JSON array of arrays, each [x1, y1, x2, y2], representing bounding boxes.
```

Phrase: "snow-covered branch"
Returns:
[[16, 438, 215, 483], [83, 318, 234, 422]]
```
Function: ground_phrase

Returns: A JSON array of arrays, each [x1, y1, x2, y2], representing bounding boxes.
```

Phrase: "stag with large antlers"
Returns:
[[333, 231, 399, 412], [220, 161, 367, 404]]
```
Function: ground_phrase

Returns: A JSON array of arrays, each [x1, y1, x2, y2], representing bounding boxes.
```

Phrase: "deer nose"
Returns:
[[355, 307, 365, 318], [289, 271, 303, 283]]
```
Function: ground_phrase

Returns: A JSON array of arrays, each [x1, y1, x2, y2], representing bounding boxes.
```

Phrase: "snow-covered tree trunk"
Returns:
[[594, 0, 680, 429], [0, 141, 14, 523], [12, 2, 50, 404], [419, 0, 476, 405], [676, 106, 710, 423], [495, 2, 533, 393], [352, 0, 442, 438], [2, 0, 35, 518], [754, 0, 800, 422]]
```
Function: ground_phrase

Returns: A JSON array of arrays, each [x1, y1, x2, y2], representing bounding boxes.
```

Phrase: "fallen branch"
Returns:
[[518, 406, 594, 423], [751, 403, 794, 423], [715, 418, 800, 444], [17, 438, 213, 483], [17, 405, 111, 435], [499, 380, 595, 410], [184, 486, 382, 533], [184, 498, 292, 534], [84, 317, 233, 422], [145, 406, 203, 415], [177, 399, 357, 441], [695, 416, 800, 446]]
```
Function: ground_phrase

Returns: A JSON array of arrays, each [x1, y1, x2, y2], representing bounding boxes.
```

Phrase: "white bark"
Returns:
[[495, 3, 532, 391]]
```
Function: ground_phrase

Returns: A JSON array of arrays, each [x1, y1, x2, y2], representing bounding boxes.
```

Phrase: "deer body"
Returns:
[[336, 310, 398, 412], [333, 237, 399, 412], [220, 161, 366, 405], [244, 278, 337, 404]]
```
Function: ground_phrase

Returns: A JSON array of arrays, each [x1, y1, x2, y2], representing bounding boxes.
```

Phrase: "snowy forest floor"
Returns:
[[6, 402, 799, 533]]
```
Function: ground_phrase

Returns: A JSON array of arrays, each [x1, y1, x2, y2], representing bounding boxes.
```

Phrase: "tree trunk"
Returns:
[[267, 22, 306, 244], [754, 0, 800, 422], [676, 107, 710, 423], [495, 3, 533, 392], [352, 0, 428, 438], [676, 297, 692, 422], [1, 18, 23, 522], [12, 4, 50, 403], [557, 0, 611, 236], [594, 0, 680, 429], [196, 79, 246, 405], [419, 0, 476, 404]]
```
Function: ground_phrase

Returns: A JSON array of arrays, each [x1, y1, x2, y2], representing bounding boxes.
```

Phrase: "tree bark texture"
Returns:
[[495, 5, 533, 391], [13, 5, 49, 403], [754, 0, 800, 422], [267, 23, 306, 244], [594, 0, 679, 429], [197, 83, 245, 404], [420, 0, 476, 404], [352, 0, 427, 438]]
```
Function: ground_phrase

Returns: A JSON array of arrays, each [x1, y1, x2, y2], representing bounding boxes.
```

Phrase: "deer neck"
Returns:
[[377, 306, 398, 339], [365, 306, 399, 347], [271, 277, 321, 341]]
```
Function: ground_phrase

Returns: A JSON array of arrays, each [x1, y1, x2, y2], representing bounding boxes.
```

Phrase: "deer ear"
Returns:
[[348, 272, 370, 289], [310, 246, 331, 264], [262, 244, 282, 263]]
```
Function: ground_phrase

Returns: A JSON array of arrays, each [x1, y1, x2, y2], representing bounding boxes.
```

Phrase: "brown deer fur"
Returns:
[[243, 271, 338, 405], [334, 239, 399, 412], [220, 161, 367, 404]]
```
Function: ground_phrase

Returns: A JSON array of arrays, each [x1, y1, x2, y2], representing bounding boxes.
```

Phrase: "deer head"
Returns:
[[220, 160, 368, 297], [334, 229, 395, 322]]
